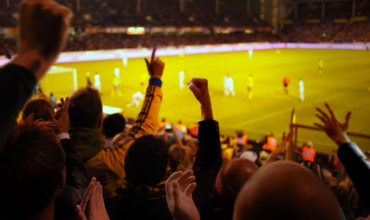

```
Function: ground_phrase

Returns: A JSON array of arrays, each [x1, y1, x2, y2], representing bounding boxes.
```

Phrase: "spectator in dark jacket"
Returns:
[[0, 0, 71, 151], [0, 118, 66, 220], [315, 103, 370, 209], [165, 78, 223, 220], [109, 78, 222, 219]]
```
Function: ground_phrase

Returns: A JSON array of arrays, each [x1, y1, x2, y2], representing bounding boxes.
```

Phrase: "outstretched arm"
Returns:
[[315, 103, 370, 209], [128, 48, 165, 139], [188, 78, 222, 218], [0, 0, 71, 148]]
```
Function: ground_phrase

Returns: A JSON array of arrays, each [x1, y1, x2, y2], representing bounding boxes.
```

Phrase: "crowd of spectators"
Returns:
[[0, 0, 263, 27], [0, 1, 369, 220], [0, 33, 278, 56], [282, 22, 370, 43]]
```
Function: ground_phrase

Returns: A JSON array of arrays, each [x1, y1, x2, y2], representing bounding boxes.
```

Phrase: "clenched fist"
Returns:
[[12, 0, 72, 79], [188, 78, 213, 120]]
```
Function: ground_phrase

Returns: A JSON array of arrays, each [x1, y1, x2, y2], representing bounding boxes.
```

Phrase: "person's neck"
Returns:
[[30, 201, 55, 220]]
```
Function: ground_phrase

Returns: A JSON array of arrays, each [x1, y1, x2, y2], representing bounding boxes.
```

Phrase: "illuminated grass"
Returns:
[[48, 49, 370, 153]]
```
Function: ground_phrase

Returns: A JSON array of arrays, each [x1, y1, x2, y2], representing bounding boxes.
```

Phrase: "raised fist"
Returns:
[[19, 0, 72, 62]]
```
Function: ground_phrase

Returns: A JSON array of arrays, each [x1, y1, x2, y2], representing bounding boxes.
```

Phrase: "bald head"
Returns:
[[233, 161, 342, 220], [215, 159, 258, 203]]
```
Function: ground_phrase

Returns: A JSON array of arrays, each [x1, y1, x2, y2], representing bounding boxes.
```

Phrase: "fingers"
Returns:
[[75, 205, 87, 220], [185, 182, 197, 197], [89, 181, 99, 210], [324, 102, 335, 119], [151, 48, 157, 63], [188, 81, 200, 95], [316, 107, 329, 122], [166, 171, 184, 184], [344, 111, 351, 125], [315, 113, 327, 124], [166, 171, 184, 199], [177, 170, 193, 187], [80, 177, 96, 211], [171, 181, 179, 201], [314, 122, 325, 130]]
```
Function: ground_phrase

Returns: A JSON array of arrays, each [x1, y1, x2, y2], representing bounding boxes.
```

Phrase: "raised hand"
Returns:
[[55, 97, 70, 133], [12, 0, 72, 80], [314, 103, 351, 146], [188, 78, 213, 120], [75, 177, 110, 220], [165, 171, 200, 220], [145, 48, 165, 79]]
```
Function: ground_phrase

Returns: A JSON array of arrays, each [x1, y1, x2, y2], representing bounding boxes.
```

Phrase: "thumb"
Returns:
[[344, 111, 351, 126], [75, 205, 87, 220]]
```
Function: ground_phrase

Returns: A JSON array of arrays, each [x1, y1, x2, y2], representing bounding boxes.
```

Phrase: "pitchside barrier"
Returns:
[[1, 42, 370, 66], [285, 108, 370, 161]]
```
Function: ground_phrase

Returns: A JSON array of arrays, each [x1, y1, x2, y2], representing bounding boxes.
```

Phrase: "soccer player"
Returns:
[[86, 72, 93, 87], [248, 49, 254, 59], [223, 74, 235, 96], [122, 57, 128, 68], [247, 74, 254, 99], [299, 78, 304, 101], [94, 73, 101, 92], [49, 92, 56, 108], [112, 74, 122, 96], [283, 76, 290, 95], [179, 70, 185, 90], [318, 59, 324, 74], [127, 91, 144, 107], [114, 67, 120, 79]]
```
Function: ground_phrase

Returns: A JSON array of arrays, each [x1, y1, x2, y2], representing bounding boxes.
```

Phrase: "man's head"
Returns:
[[215, 159, 258, 203], [168, 144, 194, 173], [233, 161, 342, 220], [22, 98, 55, 122], [102, 113, 126, 139], [125, 135, 168, 186], [69, 87, 102, 129], [0, 118, 66, 219]]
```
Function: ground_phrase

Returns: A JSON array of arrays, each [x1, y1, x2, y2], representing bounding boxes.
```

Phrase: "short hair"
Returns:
[[103, 113, 126, 139], [125, 135, 168, 186], [22, 98, 54, 121], [215, 159, 258, 204], [0, 118, 65, 218], [168, 144, 193, 173], [233, 161, 342, 220], [69, 87, 102, 129]]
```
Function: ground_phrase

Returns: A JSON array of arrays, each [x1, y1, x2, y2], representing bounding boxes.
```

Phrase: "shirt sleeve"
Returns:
[[0, 64, 37, 149]]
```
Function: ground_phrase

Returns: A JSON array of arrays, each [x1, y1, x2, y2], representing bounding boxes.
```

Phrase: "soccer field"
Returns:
[[45, 49, 370, 154]]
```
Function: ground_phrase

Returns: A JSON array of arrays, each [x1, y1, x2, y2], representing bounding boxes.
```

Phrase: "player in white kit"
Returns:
[[179, 70, 185, 90], [94, 73, 101, 92], [223, 74, 235, 96], [127, 91, 144, 107], [299, 78, 304, 101]]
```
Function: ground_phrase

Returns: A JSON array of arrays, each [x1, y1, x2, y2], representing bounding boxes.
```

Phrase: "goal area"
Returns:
[[39, 66, 78, 97]]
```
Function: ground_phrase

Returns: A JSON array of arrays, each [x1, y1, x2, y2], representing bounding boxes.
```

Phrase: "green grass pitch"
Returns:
[[44, 49, 370, 154]]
